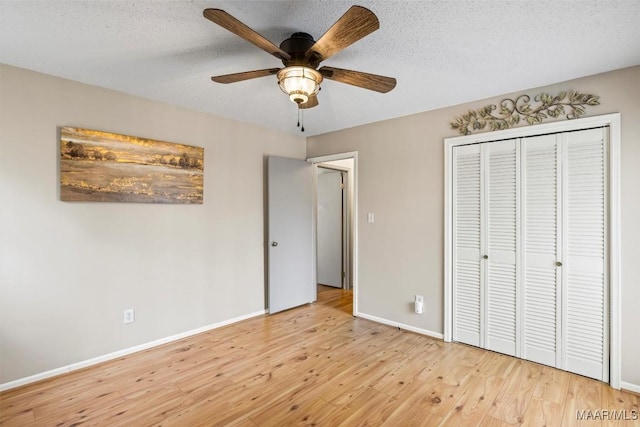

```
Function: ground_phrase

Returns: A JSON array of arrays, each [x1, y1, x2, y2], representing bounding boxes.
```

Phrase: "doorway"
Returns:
[[316, 165, 347, 289], [308, 152, 358, 316]]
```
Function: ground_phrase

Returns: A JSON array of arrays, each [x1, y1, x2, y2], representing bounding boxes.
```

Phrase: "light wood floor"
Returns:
[[1, 285, 638, 426]]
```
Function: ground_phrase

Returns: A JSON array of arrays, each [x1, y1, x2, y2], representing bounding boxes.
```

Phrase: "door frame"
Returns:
[[307, 152, 358, 316], [444, 113, 621, 389]]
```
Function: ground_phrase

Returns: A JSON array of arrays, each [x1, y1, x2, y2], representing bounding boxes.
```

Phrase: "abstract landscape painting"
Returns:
[[60, 127, 204, 203]]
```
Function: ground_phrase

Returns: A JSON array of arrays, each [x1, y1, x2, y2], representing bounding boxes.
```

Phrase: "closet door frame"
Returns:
[[444, 113, 621, 389]]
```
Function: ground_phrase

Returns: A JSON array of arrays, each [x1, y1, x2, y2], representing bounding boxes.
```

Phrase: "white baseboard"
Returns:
[[621, 381, 640, 394], [355, 311, 444, 340], [0, 310, 266, 392]]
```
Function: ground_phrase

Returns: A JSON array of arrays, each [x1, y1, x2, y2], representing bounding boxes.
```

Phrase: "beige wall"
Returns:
[[307, 66, 640, 386], [0, 64, 305, 384]]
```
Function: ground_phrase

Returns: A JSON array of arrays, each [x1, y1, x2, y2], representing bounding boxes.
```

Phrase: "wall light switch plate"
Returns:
[[368, 213, 374, 223]]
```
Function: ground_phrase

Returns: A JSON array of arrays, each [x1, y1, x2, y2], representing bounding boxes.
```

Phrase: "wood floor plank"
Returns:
[[411, 343, 477, 417], [0, 368, 112, 420], [487, 360, 542, 424], [479, 414, 514, 426], [475, 350, 519, 380], [440, 374, 505, 426], [601, 385, 640, 426], [1, 286, 636, 426], [533, 365, 572, 405], [31, 387, 126, 426], [521, 397, 564, 427], [246, 373, 336, 425], [314, 386, 395, 426], [31, 381, 125, 421], [382, 393, 445, 426], [107, 385, 188, 427], [314, 350, 403, 406], [251, 397, 336, 427], [420, 366, 476, 417], [562, 375, 604, 427], [371, 344, 443, 397], [161, 373, 294, 426], [0, 408, 35, 426]]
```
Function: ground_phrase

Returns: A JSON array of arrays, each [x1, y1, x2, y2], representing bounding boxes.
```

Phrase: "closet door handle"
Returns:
[[556, 261, 562, 267], [483, 255, 488, 260]]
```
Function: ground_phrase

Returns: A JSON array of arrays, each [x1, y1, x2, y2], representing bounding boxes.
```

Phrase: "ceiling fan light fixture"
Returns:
[[277, 66, 322, 104]]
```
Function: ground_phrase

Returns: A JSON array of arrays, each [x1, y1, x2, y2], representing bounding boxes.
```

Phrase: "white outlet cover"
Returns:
[[123, 308, 135, 324]]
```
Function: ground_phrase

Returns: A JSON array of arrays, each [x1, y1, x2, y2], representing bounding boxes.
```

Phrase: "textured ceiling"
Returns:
[[1, 0, 639, 136]]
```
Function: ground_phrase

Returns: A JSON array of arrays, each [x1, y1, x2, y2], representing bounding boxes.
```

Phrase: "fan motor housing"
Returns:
[[280, 32, 319, 67]]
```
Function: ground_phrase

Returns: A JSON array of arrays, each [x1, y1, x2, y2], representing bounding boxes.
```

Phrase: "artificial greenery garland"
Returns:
[[451, 91, 600, 135]]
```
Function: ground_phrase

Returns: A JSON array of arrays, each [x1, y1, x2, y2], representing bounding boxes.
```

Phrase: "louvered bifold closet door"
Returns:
[[452, 144, 482, 347], [521, 135, 561, 368], [562, 128, 608, 381], [485, 140, 519, 356]]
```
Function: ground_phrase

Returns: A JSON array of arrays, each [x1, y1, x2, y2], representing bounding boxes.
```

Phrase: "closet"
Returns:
[[451, 127, 608, 382]]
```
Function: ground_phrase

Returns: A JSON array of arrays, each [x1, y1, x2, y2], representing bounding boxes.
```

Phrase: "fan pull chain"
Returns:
[[295, 108, 305, 132]]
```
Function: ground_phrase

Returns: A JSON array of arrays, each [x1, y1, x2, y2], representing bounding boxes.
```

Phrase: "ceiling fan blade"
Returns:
[[319, 66, 396, 93], [299, 95, 319, 109], [203, 9, 291, 61], [211, 68, 280, 84], [305, 6, 379, 63]]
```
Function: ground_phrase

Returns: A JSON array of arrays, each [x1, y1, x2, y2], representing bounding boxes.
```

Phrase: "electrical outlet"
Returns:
[[123, 308, 135, 324], [414, 295, 424, 315]]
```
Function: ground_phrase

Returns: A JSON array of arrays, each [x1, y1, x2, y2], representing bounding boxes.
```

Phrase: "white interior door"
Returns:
[[521, 134, 561, 368], [453, 141, 519, 354], [316, 168, 343, 288], [452, 144, 482, 347], [562, 128, 608, 381], [268, 156, 314, 314], [521, 129, 608, 381], [485, 140, 519, 357]]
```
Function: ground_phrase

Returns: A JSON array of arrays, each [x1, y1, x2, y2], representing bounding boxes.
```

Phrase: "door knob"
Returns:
[[556, 261, 562, 267], [271, 241, 278, 247], [483, 255, 488, 260]]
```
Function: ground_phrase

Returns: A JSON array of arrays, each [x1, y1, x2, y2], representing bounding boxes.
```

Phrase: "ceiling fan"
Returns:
[[203, 5, 397, 112]]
